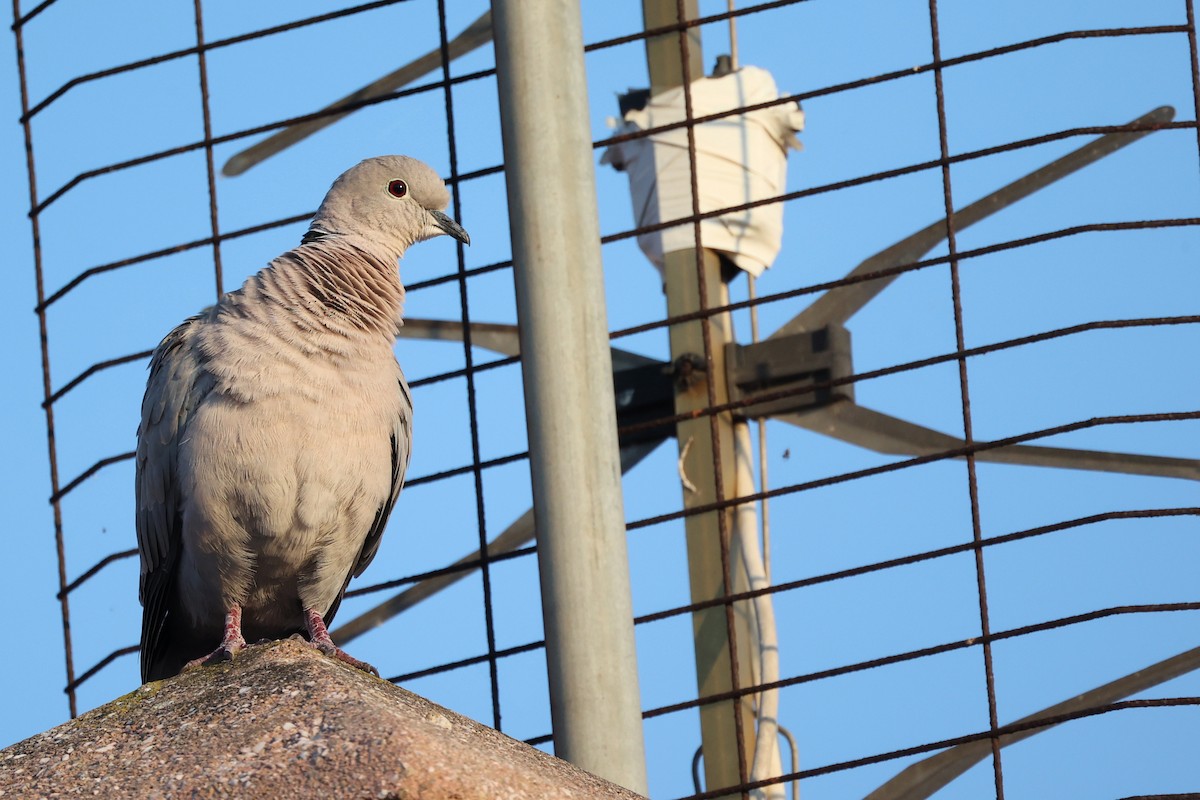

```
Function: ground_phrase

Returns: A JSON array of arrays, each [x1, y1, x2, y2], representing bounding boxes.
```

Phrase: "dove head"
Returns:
[[306, 155, 470, 255]]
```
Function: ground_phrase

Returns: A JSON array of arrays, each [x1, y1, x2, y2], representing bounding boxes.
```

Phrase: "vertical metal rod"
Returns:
[[437, 0, 505, 734], [190, 0, 224, 299], [926, 1, 1005, 797], [492, 0, 649, 793], [12, 0, 78, 718], [1186, 1, 1200, 163]]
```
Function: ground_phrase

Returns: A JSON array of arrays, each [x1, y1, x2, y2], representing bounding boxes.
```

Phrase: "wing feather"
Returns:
[[324, 375, 412, 626], [136, 314, 214, 682]]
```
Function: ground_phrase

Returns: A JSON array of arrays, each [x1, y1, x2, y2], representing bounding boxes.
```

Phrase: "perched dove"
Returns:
[[136, 155, 469, 683]]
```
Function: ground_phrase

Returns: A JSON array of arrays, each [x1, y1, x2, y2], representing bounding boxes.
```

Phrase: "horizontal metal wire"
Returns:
[[48, 309, 1196, 583], [408, 354, 520, 391], [57, 547, 137, 599], [43, 226, 1197, 412], [49, 437, 528, 506], [397, 600, 1200, 732], [43, 350, 153, 408], [43, 338, 509, 417], [10, 0, 56, 29], [64, 644, 138, 695], [386, 638, 546, 684], [514, 605, 1200, 759], [647, 603, 1200, 721], [581, 0, 810, 54], [343, 506, 1200, 632], [364, 510, 1200, 690], [601, 119, 1191, 252], [592, 28, 1189, 158], [611, 217, 1200, 342], [55, 537, 538, 604], [36, 212, 312, 313], [400, 449, 529, 490], [617, 313, 1200, 439], [29, 22, 1187, 285], [19, 0, 808, 122], [36, 107, 1190, 320], [405, 256, 514, 293], [30, 65, 496, 219], [345, 544, 537, 599], [633, 507, 1200, 626], [49, 451, 133, 504], [66, 532, 1199, 731], [64, 488, 1198, 689], [19, 0, 415, 120], [678, 697, 1200, 800], [628, 411, 1200, 532]]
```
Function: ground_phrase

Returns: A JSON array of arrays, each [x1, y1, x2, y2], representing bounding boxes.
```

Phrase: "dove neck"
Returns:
[[253, 238, 406, 340]]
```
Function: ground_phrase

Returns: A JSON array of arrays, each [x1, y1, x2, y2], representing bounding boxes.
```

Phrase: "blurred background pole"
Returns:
[[492, 0, 649, 794], [642, 1, 759, 796]]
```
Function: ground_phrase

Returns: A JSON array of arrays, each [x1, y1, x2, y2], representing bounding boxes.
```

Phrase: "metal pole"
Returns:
[[492, 1, 649, 794]]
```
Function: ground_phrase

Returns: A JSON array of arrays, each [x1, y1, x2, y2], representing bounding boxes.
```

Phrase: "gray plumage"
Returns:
[[136, 155, 469, 683]]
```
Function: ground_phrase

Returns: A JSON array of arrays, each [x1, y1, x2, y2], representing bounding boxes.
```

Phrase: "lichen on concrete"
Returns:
[[0, 639, 645, 800]]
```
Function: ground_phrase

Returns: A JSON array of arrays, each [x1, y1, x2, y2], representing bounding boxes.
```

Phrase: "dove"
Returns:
[[136, 155, 469, 683]]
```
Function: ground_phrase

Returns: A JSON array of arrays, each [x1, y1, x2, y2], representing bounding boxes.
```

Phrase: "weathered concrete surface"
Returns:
[[0, 638, 645, 799]]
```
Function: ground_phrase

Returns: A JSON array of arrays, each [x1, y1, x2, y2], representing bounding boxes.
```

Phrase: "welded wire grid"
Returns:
[[13, 0, 1200, 798]]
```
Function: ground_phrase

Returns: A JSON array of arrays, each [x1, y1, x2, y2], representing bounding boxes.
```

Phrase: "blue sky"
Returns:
[[3, 1, 1198, 798]]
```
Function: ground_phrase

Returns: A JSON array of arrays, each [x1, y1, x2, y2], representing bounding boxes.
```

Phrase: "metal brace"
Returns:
[[725, 323, 855, 420], [612, 324, 854, 444]]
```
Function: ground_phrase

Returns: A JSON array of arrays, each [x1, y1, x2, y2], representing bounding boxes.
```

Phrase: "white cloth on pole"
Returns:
[[602, 66, 804, 277]]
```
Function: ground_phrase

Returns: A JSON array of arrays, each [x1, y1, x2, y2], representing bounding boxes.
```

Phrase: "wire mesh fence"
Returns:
[[13, 0, 1200, 797]]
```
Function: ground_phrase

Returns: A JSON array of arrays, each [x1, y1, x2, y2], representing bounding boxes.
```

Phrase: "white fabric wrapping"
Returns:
[[602, 66, 804, 277]]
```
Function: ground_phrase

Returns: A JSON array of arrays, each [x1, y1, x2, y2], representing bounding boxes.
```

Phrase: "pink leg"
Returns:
[[184, 606, 247, 671], [304, 607, 379, 676]]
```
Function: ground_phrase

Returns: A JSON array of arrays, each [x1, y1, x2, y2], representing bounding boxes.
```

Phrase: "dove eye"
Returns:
[[387, 179, 408, 198]]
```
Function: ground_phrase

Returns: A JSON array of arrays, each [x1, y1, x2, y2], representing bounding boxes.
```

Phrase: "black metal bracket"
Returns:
[[612, 324, 854, 445], [613, 360, 677, 446], [725, 324, 855, 420]]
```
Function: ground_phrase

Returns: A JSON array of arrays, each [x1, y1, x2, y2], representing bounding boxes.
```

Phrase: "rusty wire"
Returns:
[[14, 0, 1199, 795], [35, 116, 1193, 407], [679, 697, 1200, 800], [671, 0, 750, 793], [13, 0, 77, 716], [24, 21, 1186, 314], [310, 506, 1200, 683], [926, 3, 1005, 791], [191, 0, 224, 299], [648, 603, 1200, 720], [432, 0, 504, 733], [59, 304, 1198, 580]]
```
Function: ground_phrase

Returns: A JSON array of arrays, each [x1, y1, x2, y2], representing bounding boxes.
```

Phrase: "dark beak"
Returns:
[[430, 210, 471, 245]]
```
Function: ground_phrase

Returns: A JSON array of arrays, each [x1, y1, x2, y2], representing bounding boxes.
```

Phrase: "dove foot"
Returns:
[[184, 606, 248, 670], [303, 606, 380, 677]]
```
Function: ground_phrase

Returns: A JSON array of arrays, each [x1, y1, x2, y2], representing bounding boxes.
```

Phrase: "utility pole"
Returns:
[[641, 1, 758, 796]]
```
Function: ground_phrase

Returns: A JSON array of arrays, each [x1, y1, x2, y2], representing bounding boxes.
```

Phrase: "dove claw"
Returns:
[[183, 606, 247, 671], [303, 606, 378, 676]]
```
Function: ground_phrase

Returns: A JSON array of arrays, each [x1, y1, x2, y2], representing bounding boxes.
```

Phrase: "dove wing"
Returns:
[[324, 374, 413, 627], [135, 314, 215, 682]]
